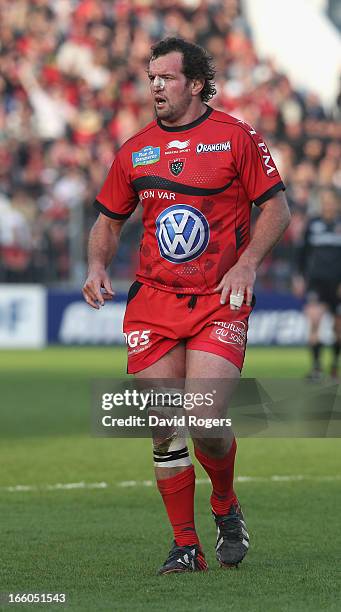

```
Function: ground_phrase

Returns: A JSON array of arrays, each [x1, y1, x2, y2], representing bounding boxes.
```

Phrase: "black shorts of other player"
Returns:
[[306, 278, 341, 315]]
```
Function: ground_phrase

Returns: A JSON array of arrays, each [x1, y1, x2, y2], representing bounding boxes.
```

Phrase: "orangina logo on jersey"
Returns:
[[155, 205, 210, 264]]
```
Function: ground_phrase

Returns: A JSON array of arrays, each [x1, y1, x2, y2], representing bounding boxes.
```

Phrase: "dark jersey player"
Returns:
[[294, 188, 341, 381], [83, 38, 291, 574]]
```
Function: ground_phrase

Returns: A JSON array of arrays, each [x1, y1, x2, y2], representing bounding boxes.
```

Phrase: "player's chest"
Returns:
[[130, 134, 235, 188]]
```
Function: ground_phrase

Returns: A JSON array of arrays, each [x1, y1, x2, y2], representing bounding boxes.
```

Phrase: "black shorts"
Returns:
[[306, 278, 341, 314]]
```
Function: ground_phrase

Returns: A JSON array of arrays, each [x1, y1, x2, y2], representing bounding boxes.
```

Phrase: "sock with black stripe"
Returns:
[[157, 465, 200, 546]]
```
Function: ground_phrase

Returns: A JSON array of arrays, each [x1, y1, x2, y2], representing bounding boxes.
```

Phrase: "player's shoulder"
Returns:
[[207, 109, 264, 151], [208, 108, 255, 137]]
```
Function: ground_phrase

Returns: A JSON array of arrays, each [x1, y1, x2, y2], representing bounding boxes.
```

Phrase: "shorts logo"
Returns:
[[169, 159, 185, 177], [210, 320, 247, 351], [123, 330, 151, 355], [132, 146, 160, 168], [155, 204, 210, 264], [196, 141, 231, 154]]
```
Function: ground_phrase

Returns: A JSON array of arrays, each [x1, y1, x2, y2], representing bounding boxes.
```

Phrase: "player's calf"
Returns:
[[148, 389, 205, 571]]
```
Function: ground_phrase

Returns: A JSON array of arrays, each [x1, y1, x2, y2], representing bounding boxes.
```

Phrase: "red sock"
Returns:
[[194, 439, 238, 515], [157, 465, 199, 546]]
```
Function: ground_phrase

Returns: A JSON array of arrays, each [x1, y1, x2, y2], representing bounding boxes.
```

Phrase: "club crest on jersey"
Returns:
[[132, 146, 160, 168], [155, 204, 210, 264], [169, 158, 185, 177]]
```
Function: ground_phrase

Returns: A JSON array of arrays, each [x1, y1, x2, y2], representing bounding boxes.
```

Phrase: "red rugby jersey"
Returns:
[[95, 106, 285, 294]]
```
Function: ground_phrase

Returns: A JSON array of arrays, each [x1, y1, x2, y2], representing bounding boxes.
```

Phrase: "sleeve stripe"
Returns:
[[93, 199, 132, 220], [253, 182, 286, 207]]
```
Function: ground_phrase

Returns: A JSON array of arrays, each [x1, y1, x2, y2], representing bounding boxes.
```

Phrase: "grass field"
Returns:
[[0, 347, 340, 611]]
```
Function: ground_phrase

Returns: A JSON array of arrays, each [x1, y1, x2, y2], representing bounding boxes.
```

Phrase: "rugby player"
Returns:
[[83, 38, 291, 574], [294, 188, 341, 381]]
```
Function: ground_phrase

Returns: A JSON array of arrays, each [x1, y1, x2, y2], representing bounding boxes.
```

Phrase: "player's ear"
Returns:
[[191, 78, 204, 97]]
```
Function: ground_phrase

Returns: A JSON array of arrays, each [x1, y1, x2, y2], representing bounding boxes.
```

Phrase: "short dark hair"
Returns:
[[150, 37, 216, 103]]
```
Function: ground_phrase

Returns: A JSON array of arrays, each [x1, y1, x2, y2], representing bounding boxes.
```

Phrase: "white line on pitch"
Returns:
[[1, 475, 340, 493], [117, 475, 341, 487], [0, 481, 108, 493]]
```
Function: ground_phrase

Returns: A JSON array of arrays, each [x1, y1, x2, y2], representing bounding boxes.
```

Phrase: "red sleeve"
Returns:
[[94, 150, 139, 219], [233, 125, 285, 206]]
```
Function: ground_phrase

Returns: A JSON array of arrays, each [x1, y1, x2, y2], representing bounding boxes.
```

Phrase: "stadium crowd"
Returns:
[[0, 0, 340, 287]]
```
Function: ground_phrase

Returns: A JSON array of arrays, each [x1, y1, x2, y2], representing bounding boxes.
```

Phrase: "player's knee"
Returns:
[[144, 387, 190, 468], [193, 437, 229, 458], [306, 304, 325, 326], [153, 435, 191, 468]]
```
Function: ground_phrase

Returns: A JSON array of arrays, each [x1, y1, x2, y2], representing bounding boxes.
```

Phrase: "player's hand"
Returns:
[[214, 262, 256, 310], [82, 267, 114, 309], [292, 276, 305, 298]]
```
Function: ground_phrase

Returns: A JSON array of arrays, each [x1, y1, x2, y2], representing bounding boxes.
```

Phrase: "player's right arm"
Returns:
[[83, 214, 126, 309], [83, 146, 139, 309]]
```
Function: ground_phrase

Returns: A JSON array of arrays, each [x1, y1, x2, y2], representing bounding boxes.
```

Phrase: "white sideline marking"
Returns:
[[0, 481, 108, 493], [117, 475, 341, 487], [0, 475, 340, 493]]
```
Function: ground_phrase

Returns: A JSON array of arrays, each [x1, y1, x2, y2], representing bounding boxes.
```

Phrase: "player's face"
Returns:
[[148, 52, 193, 124]]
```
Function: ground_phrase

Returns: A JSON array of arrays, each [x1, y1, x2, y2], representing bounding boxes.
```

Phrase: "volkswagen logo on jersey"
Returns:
[[155, 204, 210, 264]]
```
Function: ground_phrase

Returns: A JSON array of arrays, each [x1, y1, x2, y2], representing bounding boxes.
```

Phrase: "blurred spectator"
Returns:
[[0, 0, 340, 287]]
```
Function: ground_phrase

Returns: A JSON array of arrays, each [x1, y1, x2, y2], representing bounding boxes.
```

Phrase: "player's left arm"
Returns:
[[215, 191, 291, 308]]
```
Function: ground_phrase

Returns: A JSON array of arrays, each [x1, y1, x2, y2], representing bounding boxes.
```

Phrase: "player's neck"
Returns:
[[160, 102, 208, 128]]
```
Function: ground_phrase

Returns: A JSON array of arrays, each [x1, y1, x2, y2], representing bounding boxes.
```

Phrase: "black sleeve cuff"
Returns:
[[94, 199, 132, 220], [253, 182, 286, 207]]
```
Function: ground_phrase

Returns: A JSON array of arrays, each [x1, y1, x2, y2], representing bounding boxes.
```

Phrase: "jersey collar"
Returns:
[[157, 105, 213, 132]]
